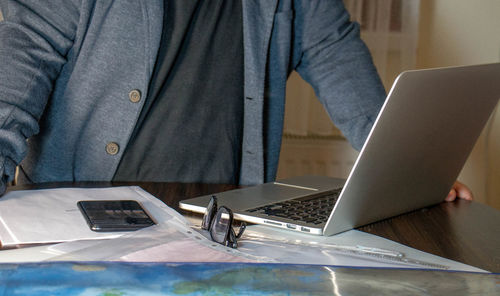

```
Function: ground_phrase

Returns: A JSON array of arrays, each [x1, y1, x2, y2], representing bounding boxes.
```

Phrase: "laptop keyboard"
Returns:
[[245, 188, 343, 225]]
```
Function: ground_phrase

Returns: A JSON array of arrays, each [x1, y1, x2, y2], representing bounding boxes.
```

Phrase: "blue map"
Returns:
[[0, 262, 498, 295]]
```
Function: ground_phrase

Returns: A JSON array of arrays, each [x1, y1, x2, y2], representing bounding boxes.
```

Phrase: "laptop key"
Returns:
[[303, 217, 317, 223]]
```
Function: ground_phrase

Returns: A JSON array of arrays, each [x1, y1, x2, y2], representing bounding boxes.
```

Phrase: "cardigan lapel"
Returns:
[[141, 0, 164, 81], [242, 0, 279, 99], [240, 0, 279, 185]]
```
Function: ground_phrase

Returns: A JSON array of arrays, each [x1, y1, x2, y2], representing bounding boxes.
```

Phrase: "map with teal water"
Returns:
[[0, 262, 498, 295]]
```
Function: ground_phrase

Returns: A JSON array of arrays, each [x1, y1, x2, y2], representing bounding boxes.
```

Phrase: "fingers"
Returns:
[[445, 189, 457, 202], [453, 181, 474, 200], [445, 181, 474, 202]]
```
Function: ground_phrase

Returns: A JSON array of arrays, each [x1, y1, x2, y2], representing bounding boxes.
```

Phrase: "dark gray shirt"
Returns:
[[113, 0, 244, 183]]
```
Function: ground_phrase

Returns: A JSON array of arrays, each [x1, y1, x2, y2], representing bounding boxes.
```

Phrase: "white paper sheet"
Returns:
[[0, 186, 185, 246], [0, 188, 488, 273]]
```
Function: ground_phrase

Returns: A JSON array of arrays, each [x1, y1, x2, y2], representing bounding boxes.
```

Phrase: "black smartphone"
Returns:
[[77, 200, 156, 232]]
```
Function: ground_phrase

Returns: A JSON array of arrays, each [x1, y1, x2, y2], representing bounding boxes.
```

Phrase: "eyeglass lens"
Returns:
[[201, 196, 217, 230], [210, 207, 232, 244]]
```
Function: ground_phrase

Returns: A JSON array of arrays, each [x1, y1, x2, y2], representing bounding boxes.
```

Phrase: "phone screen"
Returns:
[[77, 200, 156, 232]]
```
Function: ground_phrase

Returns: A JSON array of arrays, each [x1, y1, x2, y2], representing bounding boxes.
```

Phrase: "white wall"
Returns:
[[417, 0, 500, 209]]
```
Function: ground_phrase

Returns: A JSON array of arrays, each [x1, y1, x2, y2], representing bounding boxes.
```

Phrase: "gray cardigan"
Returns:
[[0, 0, 385, 192]]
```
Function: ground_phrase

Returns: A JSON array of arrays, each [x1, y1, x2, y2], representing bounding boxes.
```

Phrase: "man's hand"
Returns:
[[445, 181, 473, 202]]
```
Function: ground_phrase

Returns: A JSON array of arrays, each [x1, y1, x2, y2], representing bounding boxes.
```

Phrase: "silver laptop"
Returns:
[[180, 63, 500, 236]]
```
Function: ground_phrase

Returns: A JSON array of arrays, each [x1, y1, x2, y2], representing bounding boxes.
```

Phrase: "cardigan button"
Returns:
[[106, 142, 120, 155], [129, 89, 141, 103]]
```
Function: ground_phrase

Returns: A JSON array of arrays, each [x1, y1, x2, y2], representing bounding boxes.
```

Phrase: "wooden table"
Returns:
[[7, 181, 500, 273]]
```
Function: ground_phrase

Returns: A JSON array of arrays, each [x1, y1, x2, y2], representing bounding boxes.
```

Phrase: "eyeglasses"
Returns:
[[201, 195, 246, 248]]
